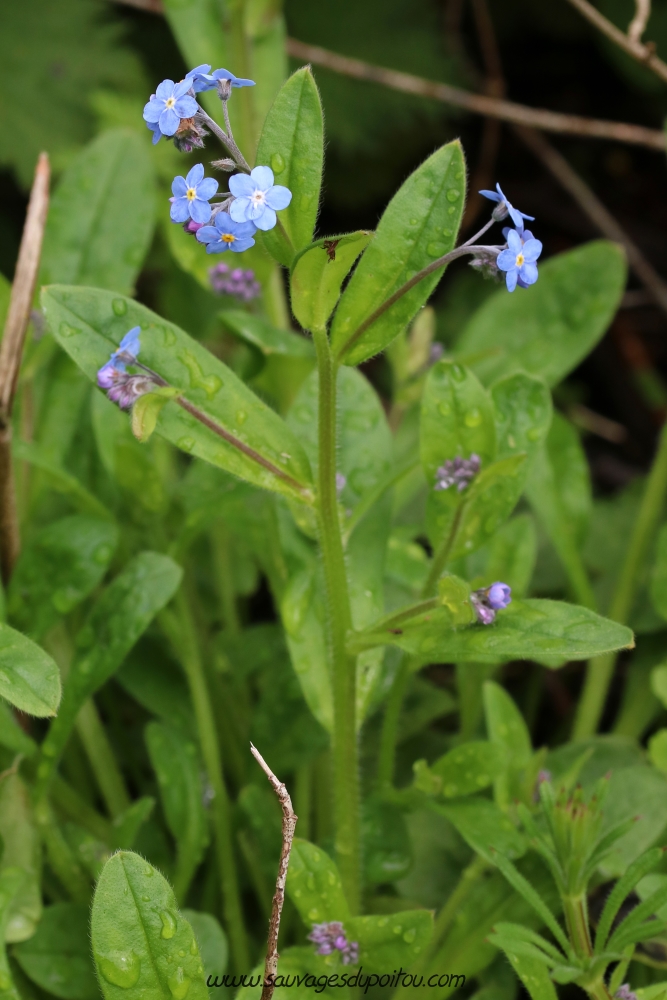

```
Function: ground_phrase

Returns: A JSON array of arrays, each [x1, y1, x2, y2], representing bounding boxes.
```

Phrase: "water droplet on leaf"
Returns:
[[168, 967, 191, 999], [271, 153, 286, 174], [112, 298, 128, 317], [464, 408, 482, 427], [96, 951, 141, 988], [446, 189, 461, 202], [58, 322, 80, 338], [160, 910, 177, 939]]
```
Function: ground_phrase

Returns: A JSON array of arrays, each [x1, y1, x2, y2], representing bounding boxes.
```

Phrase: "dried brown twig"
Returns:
[[0, 153, 50, 582], [564, 0, 667, 84], [250, 743, 298, 1000]]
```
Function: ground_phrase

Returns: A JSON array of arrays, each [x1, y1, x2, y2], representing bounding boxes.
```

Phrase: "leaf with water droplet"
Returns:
[[181, 911, 228, 982], [290, 231, 372, 332], [345, 910, 433, 973], [287, 839, 350, 925], [92, 851, 207, 1000]]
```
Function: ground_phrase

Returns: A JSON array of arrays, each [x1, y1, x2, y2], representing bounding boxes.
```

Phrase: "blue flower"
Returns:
[[143, 79, 198, 138], [496, 228, 542, 292], [170, 164, 219, 225], [229, 167, 292, 232], [191, 67, 256, 92], [486, 583, 512, 610], [196, 214, 257, 254], [97, 326, 141, 388], [479, 183, 534, 232], [184, 64, 212, 93], [145, 120, 163, 145]]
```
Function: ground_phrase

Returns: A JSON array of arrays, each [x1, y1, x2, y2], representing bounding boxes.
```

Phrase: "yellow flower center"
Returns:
[[186, 188, 196, 201], [516, 253, 525, 267], [165, 96, 176, 109], [222, 234, 236, 243]]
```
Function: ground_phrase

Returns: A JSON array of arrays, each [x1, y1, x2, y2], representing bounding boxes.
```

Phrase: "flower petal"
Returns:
[[172, 175, 188, 197], [186, 163, 205, 187], [229, 174, 256, 198], [143, 99, 161, 123], [253, 206, 277, 231], [196, 227, 220, 244], [174, 78, 194, 98], [206, 242, 228, 253], [232, 221, 258, 239], [211, 68, 233, 81], [174, 96, 198, 118], [159, 108, 180, 135], [265, 185, 292, 211], [479, 189, 501, 202], [196, 177, 219, 200], [519, 262, 539, 285], [230, 237, 256, 252], [505, 269, 518, 292], [232, 77, 255, 87], [250, 165, 274, 191], [155, 79, 175, 100], [170, 198, 190, 223], [120, 327, 141, 354], [521, 239, 543, 263], [186, 64, 211, 78], [506, 229, 522, 253], [190, 199, 212, 224], [507, 206, 525, 231], [496, 249, 517, 272], [229, 198, 251, 223]]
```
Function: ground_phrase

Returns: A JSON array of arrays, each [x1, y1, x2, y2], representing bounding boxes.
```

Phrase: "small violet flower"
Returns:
[[170, 164, 219, 225], [229, 166, 292, 232], [97, 327, 156, 410], [470, 582, 512, 626], [209, 262, 261, 300], [143, 79, 197, 138], [479, 182, 534, 232], [435, 454, 480, 493], [189, 67, 256, 93], [196, 214, 257, 254], [497, 228, 543, 293], [615, 988, 638, 1000], [308, 923, 359, 966]]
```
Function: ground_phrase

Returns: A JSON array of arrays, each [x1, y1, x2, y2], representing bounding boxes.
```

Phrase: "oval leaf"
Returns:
[[431, 741, 507, 798], [0, 623, 60, 717], [287, 839, 350, 924], [330, 140, 466, 366], [347, 910, 434, 972], [13, 903, 98, 1000], [290, 231, 372, 331]]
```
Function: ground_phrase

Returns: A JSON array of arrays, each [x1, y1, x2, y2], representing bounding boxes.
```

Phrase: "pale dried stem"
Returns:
[[628, 0, 651, 43], [513, 125, 667, 316], [564, 0, 667, 84], [0, 153, 50, 582], [250, 743, 297, 1000]]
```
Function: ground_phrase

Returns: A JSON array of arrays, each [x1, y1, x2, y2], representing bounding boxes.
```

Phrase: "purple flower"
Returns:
[[479, 183, 534, 232], [96, 327, 158, 409], [170, 164, 218, 225], [435, 455, 480, 493], [196, 214, 257, 254], [487, 582, 512, 610], [229, 166, 292, 232], [470, 582, 512, 626], [496, 229, 542, 293], [615, 988, 637, 1000], [190, 67, 256, 93], [143, 79, 197, 138], [184, 219, 205, 236], [107, 374, 158, 410], [208, 262, 261, 300], [308, 923, 359, 966]]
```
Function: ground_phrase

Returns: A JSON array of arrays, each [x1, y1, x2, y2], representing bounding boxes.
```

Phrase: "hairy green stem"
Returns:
[[311, 325, 360, 914], [573, 422, 667, 739], [161, 591, 250, 970], [75, 700, 131, 818]]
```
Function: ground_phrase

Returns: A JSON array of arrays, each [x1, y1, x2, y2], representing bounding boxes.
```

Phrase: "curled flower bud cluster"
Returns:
[[308, 922, 359, 966], [96, 327, 159, 410], [470, 582, 512, 625], [615, 987, 637, 1000], [434, 454, 481, 493], [209, 262, 261, 301]]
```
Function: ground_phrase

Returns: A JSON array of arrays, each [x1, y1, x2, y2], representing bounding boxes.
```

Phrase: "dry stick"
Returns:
[[0, 153, 50, 582], [564, 0, 667, 84], [250, 743, 298, 1000], [285, 38, 666, 151], [628, 0, 652, 43], [513, 125, 667, 316]]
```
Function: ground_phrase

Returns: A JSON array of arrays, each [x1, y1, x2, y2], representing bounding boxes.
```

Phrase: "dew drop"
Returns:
[[190, 939, 198, 955], [409, 218, 418, 226], [377, 917, 388, 927], [168, 967, 191, 1000], [328, 872, 336, 885], [393, 925, 403, 935], [438, 400, 451, 417], [271, 153, 286, 174], [142, 895, 150, 902], [300, 194, 312, 211], [426, 242, 447, 258], [449, 364, 466, 382], [236, 409, 247, 425], [306, 875, 316, 891], [464, 408, 482, 428], [178, 950, 185, 957], [179, 351, 222, 398], [163, 327, 177, 347], [178, 437, 195, 453], [308, 908, 320, 921], [59, 322, 81, 338], [145, 865, 154, 876], [446, 189, 461, 202], [96, 951, 141, 989], [403, 928, 416, 943], [527, 427, 542, 441], [160, 910, 178, 939], [112, 298, 128, 317], [442, 228, 452, 237]]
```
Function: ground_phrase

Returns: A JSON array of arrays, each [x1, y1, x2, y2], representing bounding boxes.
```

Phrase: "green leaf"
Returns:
[[286, 839, 350, 924], [435, 798, 526, 861], [347, 910, 434, 972], [484, 681, 532, 810], [41, 130, 155, 295], [181, 910, 228, 982], [91, 851, 208, 1000], [594, 847, 663, 953], [42, 285, 315, 503], [437, 574, 476, 626], [117, 655, 194, 738], [495, 949, 558, 1000], [220, 310, 315, 358], [431, 741, 507, 798], [362, 799, 412, 885], [420, 359, 496, 549], [0, 868, 28, 1000], [0, 623, 60, 717], [456, 241, 627, 387], [0, 774, 41, 943], [651, 523, 667, 619], [491, 373, 552, 463], [597, 767, 667, 878], [0, 701, 37, 758], [255, 67, 324, 267], [145, 723, 209, 901], [8, 515, 119, 640], [331, 141, 466, 366], [489, 852, 571, 956], [12, 439, 114, 520], [13, 903, 98, 1000], [637, 987, 667, 1000], [37, 552, 182, 790], [290, 232, 372, 331], [449, 454, 527, 562], [358, 599, 634, 664], [131, 388, 180, 443]]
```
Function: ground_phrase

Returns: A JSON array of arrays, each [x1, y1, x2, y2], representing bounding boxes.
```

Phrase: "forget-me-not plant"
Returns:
[[229, 166, 292, 231], [143, 80, 198, 138], [196, 214, 257, 254], [496, 228, 543, 292], [170, 164, 219, 224], [480, 182, 534, 232]]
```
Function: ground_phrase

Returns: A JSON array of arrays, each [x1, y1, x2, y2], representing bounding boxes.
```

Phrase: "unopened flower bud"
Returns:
[[434, 454, 480, 493], [470, 582, 512, 626], [211, 158, 237, 172], [615, 987, 637, 1000], [217, 77, 233, 100]]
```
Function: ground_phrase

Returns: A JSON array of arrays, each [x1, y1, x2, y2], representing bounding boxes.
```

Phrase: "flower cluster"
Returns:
[[434, 454, 480, 492], [96, 327, 158, 410], [209, 262, 261, 300], [308, 922, 359, 966], [480, 183, 543, 293], [615, 986, 637, 1000], [470, 583, 512, 625]]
